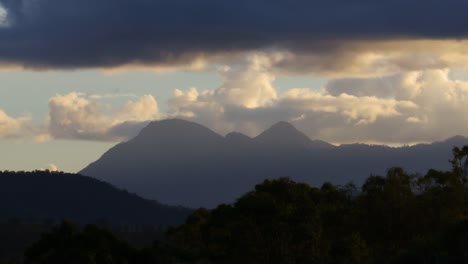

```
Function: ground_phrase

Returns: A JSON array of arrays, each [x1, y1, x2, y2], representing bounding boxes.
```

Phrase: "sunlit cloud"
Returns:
[[47, 93, 160, 141], [165, 53, 468, 144], [0, 109, 30, 139]]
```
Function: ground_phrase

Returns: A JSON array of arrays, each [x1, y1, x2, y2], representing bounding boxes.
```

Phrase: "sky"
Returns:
[[1, 0, 468, 172]]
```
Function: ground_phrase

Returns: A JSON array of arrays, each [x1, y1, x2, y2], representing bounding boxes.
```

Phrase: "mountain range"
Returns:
[[80, 119, 468, 208]]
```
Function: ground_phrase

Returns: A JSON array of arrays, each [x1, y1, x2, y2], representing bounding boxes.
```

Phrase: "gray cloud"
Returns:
[[0, 0, 467, 70]]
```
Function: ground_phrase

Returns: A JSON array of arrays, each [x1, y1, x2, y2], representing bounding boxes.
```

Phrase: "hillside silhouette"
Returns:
[[18, 162, 468, 263], [0, 170, 191, 225], [80, 119, 468, 208]]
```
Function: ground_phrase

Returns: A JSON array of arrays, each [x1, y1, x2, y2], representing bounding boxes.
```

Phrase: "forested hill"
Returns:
[[0, 170, 191, 225], [16, 166, 468, 263]]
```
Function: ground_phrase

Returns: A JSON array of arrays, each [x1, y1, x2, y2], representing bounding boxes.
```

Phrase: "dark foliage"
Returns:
[[0, 170, 191, 225], [24, 221, 139, 264], [163, 168, 468, 263]]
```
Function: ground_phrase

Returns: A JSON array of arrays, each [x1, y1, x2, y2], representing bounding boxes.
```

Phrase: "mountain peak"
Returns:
[[254, 121, 334, 149], [225, 132, 251, 141], [134, 119, 223, 143], [254, 121, 313, 148], [269, 121, 296, 131]]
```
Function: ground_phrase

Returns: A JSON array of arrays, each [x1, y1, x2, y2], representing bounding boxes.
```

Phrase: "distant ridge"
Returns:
[[80, 119, 468, 208], [441, 135, 468, 145]]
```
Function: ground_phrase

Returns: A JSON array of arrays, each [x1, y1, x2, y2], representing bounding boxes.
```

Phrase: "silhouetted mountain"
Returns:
[[254, 121, 334, 149], [80, 119, 468, 208], [0, 170, 191, 225], [135, 118, 224, 146]]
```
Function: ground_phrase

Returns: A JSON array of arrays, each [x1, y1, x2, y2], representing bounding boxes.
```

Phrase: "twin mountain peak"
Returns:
[[133, 119, 334, 149]]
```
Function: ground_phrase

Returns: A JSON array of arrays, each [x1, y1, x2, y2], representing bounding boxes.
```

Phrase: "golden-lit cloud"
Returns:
[[47, 93, 160, 141], [0, 109, 30, 138], [270, 39, 468, 77], [93, 39, 468, 79]]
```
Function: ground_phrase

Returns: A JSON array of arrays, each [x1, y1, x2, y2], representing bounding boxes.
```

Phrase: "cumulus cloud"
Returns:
[[0, 109, 30, 138], [167, 53, 412, 136], [0, 0, 468, 76], [280, 89, 417, 124], [48, 93, 159, 141], [276, 69, 468, 143], [214, 53, 278, 108], [167, 53, 281, 134], [166, 53, 468, 144]]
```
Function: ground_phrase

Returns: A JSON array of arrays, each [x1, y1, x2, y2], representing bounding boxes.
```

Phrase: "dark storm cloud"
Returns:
[[0, 0, 467, 69]]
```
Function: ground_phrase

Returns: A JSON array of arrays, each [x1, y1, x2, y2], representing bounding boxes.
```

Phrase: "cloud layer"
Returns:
[[0, 0, 468, 75], [2, 52, 468, 145]]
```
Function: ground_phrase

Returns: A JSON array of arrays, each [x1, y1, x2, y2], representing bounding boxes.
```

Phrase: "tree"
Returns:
[[24, 221, 138, 264], [450, 146, 468, 178]]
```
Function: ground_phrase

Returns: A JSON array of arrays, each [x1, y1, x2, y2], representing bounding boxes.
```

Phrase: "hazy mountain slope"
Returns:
[[80, 119, 468, 208], [0, 170, 191, 225]]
